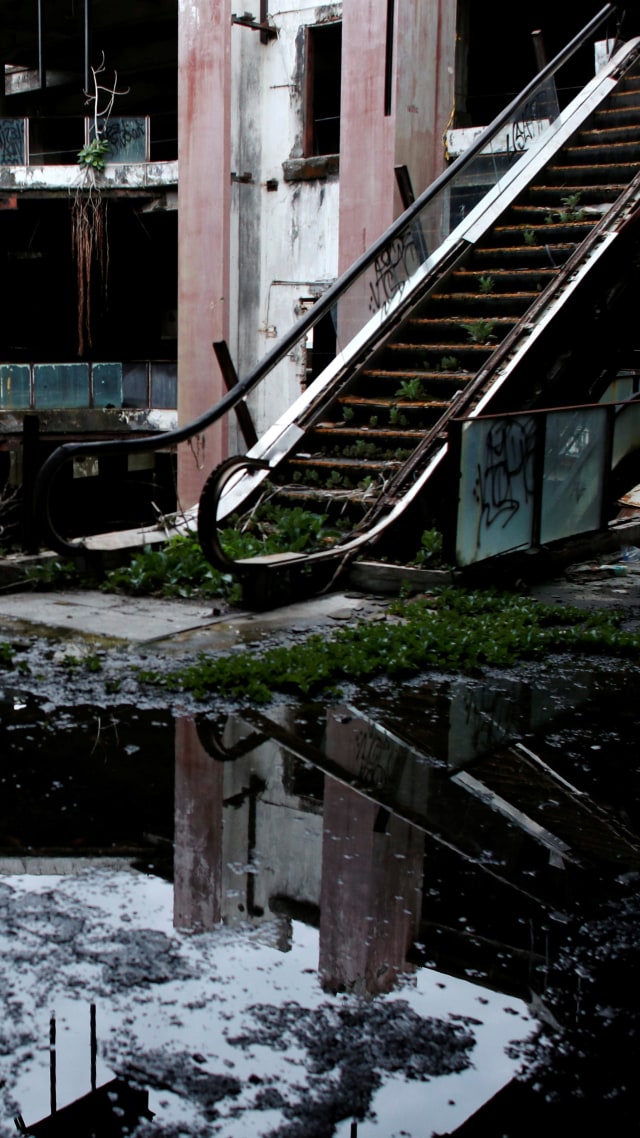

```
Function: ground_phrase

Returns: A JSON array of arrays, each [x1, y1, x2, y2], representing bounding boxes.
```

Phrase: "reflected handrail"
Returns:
[[34, 4, 622, 557]]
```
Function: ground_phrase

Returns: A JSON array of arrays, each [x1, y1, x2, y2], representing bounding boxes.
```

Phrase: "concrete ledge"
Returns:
[[282, 154, 339, 182], [347, 560, 454, 594]]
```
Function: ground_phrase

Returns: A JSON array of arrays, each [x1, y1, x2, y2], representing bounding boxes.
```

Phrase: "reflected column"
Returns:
[[173, 717, 224, 931], [319, 705, 425, 994]]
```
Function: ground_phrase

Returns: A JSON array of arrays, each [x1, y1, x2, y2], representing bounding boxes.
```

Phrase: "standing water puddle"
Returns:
[[1, 661, 639, 1135]]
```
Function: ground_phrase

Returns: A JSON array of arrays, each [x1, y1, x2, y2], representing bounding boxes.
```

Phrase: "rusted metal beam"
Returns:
[[231, 13, 277, 40], [213, 341, 258, 449]]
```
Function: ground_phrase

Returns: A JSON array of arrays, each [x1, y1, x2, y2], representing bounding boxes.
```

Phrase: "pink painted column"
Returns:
[[177, 0, 231, 510], [338, 0, 457, 272], [338, 0, 396, 274]]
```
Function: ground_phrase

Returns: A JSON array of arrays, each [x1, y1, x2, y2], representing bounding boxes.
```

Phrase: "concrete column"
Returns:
[[177, 0, 232, 510], [338, 0, 396, 273], [338, 0, 457, 272]]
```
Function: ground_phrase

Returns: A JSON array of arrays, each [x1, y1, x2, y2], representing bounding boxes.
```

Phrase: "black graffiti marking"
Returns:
[[472, 417, 536, 530], [512, 116, 537, 152], [368, 229, 420, 315], [462, 685, 518, 757], [105, 118, 146, 155], [0, 120, 25, 164], [353, 725, 395, 790]]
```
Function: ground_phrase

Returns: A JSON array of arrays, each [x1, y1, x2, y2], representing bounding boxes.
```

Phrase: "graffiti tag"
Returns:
[[368, 228, 421, 315], [0, 120, 25, 165], [473, 417, 536, 529]]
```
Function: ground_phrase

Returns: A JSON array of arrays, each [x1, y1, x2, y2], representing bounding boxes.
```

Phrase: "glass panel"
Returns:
[[456, 415, 537, 565], [94, 118, 147, 163], [0, 364, 30, 409], [612, 400, 640, 468], [0, 119, 25, 165], [93, 362, 123, 408], [540, 407, 606, 543], [34, 363, 90, 409], [122, 363, 148, 408], [151, 362, 177, 408]]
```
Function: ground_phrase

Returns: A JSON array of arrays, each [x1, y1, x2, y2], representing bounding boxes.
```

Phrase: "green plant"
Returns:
[[411, 528, 444, 566], [102, 506, 345, 600], [464, 319, 496, 344], [0, 641, 14, 666], [523, 228, 536, 245], [134, 587, 640, 704], [24, 559, 81, 590], [552, 192, 585, 223], [368, 414, 379, 428], [77, 136, 110, 171], [395, 377, 425, 401], [440, 355, 460, 371], [478, 275, 495, 294], [389, 405, 409, 426], [342, 405, 354, 423]]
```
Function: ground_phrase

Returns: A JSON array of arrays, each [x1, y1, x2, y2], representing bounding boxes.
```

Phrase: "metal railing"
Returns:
[[0, 115, 178, 166]]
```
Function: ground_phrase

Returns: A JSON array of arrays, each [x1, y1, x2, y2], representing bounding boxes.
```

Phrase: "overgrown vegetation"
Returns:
[[24, 559, 81, 590], [409, 528, 443, 566], [545, 192, 585, 225], [395, 377, 425, 401], [103, 506, 344, 599], [134, 588, 640, 703], [464, 318, 496, 344]]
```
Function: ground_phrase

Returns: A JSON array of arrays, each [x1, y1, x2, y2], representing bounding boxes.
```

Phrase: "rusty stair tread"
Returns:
[[384, 343, 495, 356], [544, 161, 640, 179], [288, 456, 405, 469], [563, 139, 640, 156], [312, 425, 430, 437], [359, 369, 470, 381], [579, 126, 640, 143], [427, 291, 539, 301], [340, 394, 449, 408]]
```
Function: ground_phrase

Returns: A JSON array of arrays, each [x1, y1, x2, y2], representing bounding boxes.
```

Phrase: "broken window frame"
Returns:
[[303, 21, 342, 158]]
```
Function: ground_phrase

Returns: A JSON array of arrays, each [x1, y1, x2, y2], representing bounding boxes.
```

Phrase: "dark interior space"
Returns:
[[0, 0, 178, 158], [0, 198, 177, 362], [459, 1, 623, 126], [306, 21, 342, 156]]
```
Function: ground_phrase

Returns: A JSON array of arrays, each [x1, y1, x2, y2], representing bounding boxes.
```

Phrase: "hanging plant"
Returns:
[[71, 189, 109, 356], [71, 54, 128, 355], [77, 136, 110, 171]]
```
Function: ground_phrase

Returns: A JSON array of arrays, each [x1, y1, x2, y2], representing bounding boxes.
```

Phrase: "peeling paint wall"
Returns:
[[229, 3, 341, 450]]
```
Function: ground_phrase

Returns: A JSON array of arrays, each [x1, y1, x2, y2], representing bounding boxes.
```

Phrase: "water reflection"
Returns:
[[0, 662, 639, 1134]]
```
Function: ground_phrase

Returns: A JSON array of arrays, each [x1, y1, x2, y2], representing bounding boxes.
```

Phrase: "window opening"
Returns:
[[304, 22, 341, 157]]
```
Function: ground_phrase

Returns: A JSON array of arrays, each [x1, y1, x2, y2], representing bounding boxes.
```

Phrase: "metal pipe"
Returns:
[[84, 0, 92, 95], [37, 0, 46, 90]]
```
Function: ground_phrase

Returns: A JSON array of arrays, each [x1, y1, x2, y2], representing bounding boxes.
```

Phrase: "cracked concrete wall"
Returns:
[[228, 3, 341, 451]]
